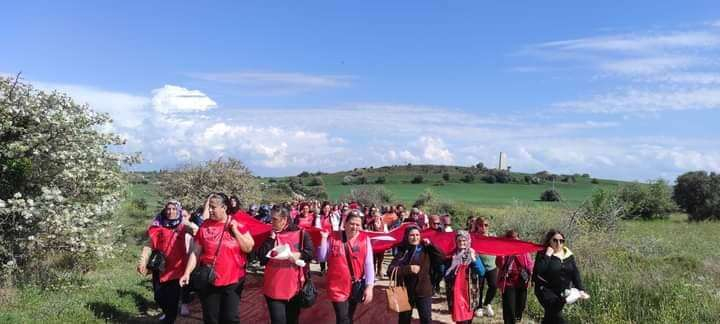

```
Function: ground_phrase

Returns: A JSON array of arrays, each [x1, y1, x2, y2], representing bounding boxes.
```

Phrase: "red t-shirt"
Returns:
[[148, 224, 188, 283], [195, 219, 249, 286]]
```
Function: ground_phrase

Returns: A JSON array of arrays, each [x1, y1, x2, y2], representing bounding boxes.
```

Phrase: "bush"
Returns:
[[341, 175, 354, 185], [572, 188, 623, 233], [306, 176, 324, 187], [461, 174, 475, 183], [357, 176, 368, 185], [591, 178, 600, 184], [617, 180, 676, 220], [540, 189, 562, 202], [159, 157, 261, 210], [482, 174, 497, 184], [374, 176, 386, 184], [340, 186, 393, 207], [413, 189, 435, 208], [673, 171, 720, 221], [0, 76, 133, 287], [411, 175, 424, 184], [442, 173, 450, 181]]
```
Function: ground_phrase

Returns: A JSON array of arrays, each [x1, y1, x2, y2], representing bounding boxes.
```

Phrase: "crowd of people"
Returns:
[[137, 195, 590, 324]]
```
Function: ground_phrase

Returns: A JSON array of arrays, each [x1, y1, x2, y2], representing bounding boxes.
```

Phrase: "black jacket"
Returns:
[[387, 244, 444, 299], [532, 248, 584, 294], [257, 223, 314, 266]]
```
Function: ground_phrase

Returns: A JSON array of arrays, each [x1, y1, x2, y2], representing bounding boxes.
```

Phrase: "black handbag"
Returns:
[[147, 226, 180, 273], [297, 229, 317, 308], [190, 220, 229, 292], [344, 236, 367, 304], [146, 250, 166, 273]]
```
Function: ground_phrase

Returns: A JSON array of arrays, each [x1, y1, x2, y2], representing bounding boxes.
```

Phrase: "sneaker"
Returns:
[[474, 308, 484, 317], [564, 288, 581, 304], [180, 303, 190, 316], [159, 314, 166, 321], [484, 304, 495, 317]]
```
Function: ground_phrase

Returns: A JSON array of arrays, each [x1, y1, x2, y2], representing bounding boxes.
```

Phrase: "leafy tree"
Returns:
[[411, 175, 424, 184], [617, 180, 676, 220], [461, 174, 475, 183], [160, 157, 261, 210], [306, 176, 324, 187], [374, 176, 386, 184], [673, 171, 720, 221], [0, 76, 136, 286]]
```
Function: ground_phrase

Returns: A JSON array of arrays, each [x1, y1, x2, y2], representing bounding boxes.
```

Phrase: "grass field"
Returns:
[[320, 168, 623, 207], [2, 179, 718, 323]]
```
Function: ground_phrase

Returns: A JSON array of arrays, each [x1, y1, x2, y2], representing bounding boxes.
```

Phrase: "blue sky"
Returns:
[[3, 1, 720, 180]]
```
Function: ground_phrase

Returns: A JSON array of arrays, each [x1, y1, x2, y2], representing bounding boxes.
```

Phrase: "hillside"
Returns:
[[269, 164, 628, 207]]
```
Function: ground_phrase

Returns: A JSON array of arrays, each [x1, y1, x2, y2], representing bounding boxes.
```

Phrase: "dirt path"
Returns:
[[172, 259, 535, 324]]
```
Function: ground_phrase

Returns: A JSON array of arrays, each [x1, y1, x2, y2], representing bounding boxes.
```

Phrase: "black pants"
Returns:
[[265, 295, 302, 324], [502, 286, 528, 324], [534, 285, 566, 324], [199, 282, 241, 324], [332, 299, 359, 324], [478, 268, 498, 306], [156, 279, 182, 324], [398, 296, 432, 324]]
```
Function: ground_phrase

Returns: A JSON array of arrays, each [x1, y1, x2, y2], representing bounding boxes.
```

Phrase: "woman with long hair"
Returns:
[[179, 193, 254, 324], [387, 226, 444, 324], [533, 229, 589, 324], [317, 211, 375, 324]]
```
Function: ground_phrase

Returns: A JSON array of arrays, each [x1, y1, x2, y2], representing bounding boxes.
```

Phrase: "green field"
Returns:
[[319, 167, 623, 207]]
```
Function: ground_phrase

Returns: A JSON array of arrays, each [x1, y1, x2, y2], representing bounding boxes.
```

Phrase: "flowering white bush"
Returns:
[[0, 76, 137, 287]]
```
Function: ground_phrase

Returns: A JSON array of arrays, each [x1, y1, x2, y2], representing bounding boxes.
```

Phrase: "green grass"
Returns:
[[324, 179, 621, 207]]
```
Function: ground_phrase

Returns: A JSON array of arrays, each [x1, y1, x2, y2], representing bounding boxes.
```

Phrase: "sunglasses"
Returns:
[[552, 238, 565, 244]]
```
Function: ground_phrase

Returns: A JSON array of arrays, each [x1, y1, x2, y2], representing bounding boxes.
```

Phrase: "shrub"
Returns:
[[482, 174, 497, 184], [673, 171, 720, 221], [540, 189, 562, 202], [306, 176, 324, 187], [159, 157, 261, 210], [617, 180, 676, 220], [442, 173, 450, 181], [374, 176, 386, 184], [461, 174, 475, 183], [413, 188, 435, 208], [572, 188, 623, 233], [411, 175, 424, 184], [0, 76, 134, 287], [357, 176, 368, 185], [340, 186, 393, 207], [591, 178, 600, 184], [341, 175, 354, 185]]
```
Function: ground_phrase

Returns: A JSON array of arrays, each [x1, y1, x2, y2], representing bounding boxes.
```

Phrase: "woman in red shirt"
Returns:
[[317, 211, 375, 324], [138, 200, 198, 323], [179, 193, 254, 324]]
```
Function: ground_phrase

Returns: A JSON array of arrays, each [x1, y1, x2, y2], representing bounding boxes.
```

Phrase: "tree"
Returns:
[[374, 176, 386, 184], [160, 157, 261, 210], [673, 171, 720, 221], [0, 76, 136, 286], [306, 176, 324, 187], [411, 175, 424, 184]]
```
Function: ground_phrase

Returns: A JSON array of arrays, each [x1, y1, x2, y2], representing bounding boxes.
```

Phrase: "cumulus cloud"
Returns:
[[151, 85, 217, 114]]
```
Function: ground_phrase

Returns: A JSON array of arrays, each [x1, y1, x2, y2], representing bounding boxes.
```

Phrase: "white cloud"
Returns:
[[191, 71, 353, 95], [555, 87, 720, 113], [151, 85, 217, 114], [34, 82, 150, 128], [600, 56, 699, 76], [418, 137, 454, 164], [538, 31, 720, 52]]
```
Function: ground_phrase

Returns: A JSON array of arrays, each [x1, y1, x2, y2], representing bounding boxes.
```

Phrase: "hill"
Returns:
[[269, 164, 627, 207]]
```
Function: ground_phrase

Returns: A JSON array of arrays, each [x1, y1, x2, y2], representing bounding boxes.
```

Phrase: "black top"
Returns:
[[533, 250, 584, 293]]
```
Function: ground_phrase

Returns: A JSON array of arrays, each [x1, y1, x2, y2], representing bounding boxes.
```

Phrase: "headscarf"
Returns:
[[446, 230, 476, 275], [152, 200, 183, 228]]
